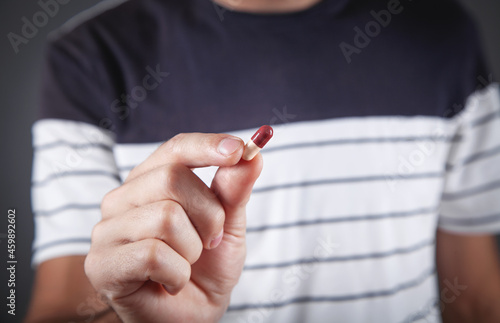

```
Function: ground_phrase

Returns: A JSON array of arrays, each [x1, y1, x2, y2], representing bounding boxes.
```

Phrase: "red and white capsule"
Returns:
[[242, 125, 274, 161]]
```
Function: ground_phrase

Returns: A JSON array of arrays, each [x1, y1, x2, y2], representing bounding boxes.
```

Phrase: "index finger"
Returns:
[[126, 133, 244, 183]]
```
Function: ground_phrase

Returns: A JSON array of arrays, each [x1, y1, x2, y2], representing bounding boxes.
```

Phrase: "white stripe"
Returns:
[[30, 86, 500, 286], [228, 246, 434, 315], [439, 190, 500, 233], [32, 120, 117, 184], [461, 83, 500, 127], [113, 142, 161, 168], [32, 176, 118, 214], [445, 84, 500, 163], [32, 146, 119, 183], [112, 115, 481, 239], [447, 117, 500, 167], [32, 119, 115, 146], [438, 84, 500, 232], [114, 114, 458, 182], [245, 212, 437, 267], [222, 273, 438, 323], [33, 208, 101, 248], [246, 178, 442, 230], [445, 153, 500, 191], [31, 120, 119, 265], [114, 115, 453, 201]]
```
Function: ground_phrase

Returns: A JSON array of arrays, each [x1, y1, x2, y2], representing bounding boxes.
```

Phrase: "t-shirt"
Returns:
[[31, 0, 500, 322]]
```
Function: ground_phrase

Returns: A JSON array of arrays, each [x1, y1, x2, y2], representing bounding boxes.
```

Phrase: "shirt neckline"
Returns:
[[207, 0, 351, 22], [210, 0, 329, 18]]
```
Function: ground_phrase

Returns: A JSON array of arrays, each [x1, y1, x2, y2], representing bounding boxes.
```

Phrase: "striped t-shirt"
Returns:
[[31, 0, 500, 322]]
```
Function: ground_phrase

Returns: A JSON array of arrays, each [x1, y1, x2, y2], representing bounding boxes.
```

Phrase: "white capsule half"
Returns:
[[242, 140, 260, 161]]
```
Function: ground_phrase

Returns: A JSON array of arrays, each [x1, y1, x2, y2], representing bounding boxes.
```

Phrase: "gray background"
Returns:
[[0, 0, 498, 322]]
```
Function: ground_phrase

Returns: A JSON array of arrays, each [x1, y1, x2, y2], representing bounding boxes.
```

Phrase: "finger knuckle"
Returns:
[[84, 251, 121, 300], [142, 240, 163, 274], [157, 201, 177, 233], [173, 260, 191, 290], [84, 252, 99, 284], [170, 132, 186, 144], [187, 238, 203, 265], [159, 164, 183, 197], [166, 133, 186, 154], [126, 166, 140, 181], [209, 206, 226, 237], [100, 188, 118, 216], [90, 221, 106, 243]]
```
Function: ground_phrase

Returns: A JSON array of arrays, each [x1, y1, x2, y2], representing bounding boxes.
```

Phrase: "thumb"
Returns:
[[211, 154, 263, 237]]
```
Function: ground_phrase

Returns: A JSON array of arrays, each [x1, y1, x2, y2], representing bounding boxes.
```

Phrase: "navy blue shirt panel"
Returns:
[[39, 0, 489, 143]]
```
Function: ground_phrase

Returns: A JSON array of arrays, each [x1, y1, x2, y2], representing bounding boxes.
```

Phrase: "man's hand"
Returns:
[[84, 133, 263, 322]]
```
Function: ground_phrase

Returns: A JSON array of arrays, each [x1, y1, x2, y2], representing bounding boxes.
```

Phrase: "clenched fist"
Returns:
[[84, 133, 263, 322]]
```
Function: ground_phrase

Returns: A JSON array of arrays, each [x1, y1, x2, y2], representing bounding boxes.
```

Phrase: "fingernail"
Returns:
[[210, 230, 224, 249], [218, 138, 241, 156]]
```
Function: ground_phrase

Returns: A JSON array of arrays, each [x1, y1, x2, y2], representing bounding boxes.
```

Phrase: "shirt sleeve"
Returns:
[[438, 83, 500, 234], [31, 32, 121, 266]]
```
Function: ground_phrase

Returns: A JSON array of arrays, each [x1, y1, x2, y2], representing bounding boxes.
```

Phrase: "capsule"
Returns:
[[242, 125, 273, 161]]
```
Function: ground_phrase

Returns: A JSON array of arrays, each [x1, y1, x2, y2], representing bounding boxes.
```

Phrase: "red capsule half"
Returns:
[[250, 125, 273, 148]]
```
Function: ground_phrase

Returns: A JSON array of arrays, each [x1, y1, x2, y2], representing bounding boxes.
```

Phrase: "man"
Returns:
[[25, 0, 500, 322]]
